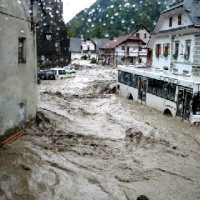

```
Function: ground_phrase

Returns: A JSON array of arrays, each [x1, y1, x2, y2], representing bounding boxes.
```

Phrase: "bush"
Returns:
[[81, 55, 87, 60], [90, 57, 97, 64]]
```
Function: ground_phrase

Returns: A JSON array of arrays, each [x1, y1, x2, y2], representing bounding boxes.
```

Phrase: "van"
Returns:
[[50, 68, 67, 79], [64, 64, 75, 74]]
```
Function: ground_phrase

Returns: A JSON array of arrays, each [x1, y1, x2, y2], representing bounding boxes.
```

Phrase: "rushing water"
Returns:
[[0, 66, 200, 200]]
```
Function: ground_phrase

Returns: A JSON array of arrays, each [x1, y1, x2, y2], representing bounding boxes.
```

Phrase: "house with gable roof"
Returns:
[[148, 0, 200, 75], [69, 37, 109, 61], [131, 24, 151, 44], [99, 34, 148, 66]]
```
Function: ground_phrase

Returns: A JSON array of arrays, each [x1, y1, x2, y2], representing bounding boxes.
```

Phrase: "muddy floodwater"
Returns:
[[0, 66, 200, 200]]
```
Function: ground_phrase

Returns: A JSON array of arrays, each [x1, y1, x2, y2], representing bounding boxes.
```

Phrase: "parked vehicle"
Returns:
[[37, 70, 55, 80], [50, 68, 67, 79], [37, 70, 46, 80], [64, 65, 75, 74], [43, 71, 56, 80]]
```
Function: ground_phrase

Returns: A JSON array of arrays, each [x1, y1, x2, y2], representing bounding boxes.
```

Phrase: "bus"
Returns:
[[117, 65, 200, 123]]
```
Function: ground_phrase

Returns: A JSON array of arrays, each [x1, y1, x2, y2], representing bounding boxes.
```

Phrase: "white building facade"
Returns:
[[100, 34, 148, 66], [149, 0, 200, 75]]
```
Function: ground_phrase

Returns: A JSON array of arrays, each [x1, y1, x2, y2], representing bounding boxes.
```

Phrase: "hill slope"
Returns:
[[66, 0, 173, 38]]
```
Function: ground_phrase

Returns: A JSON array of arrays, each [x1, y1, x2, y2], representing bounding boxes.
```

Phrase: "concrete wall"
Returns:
[[0, 0, 37, 136]]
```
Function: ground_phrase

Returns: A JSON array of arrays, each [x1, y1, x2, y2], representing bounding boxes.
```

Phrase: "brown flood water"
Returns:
[[0, 66, 200, 200]]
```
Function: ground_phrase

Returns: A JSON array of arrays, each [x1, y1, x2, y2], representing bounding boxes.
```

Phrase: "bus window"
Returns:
[[157, 80, 165, 97], [148, 78, 157, 95], [163, 82, 169, 99], [131, 74, 138, 88], [124, 72, 131, 86], [168, 83, 176, 101], [118, 70, 124, 83], [192, 92, 200, 115]]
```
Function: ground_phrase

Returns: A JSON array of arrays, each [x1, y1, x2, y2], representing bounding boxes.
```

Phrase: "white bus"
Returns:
[[117, 65, 200, 123]]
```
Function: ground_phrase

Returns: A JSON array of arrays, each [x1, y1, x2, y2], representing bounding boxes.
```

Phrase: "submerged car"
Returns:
[[64, 65, 75, 74], [44, 71, 56, 80], [38, 70, 46, 79], [37, 70, 55, 80], [50, 68, 67, 79]]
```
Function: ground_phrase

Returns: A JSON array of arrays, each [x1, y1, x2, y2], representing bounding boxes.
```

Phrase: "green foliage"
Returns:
[[66, 0, 173, 38], [91, 57, 97, 64], [81, 55, 87, 60]]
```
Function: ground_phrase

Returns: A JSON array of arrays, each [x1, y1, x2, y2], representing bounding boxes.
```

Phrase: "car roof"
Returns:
[[50, 68, 65, 70]]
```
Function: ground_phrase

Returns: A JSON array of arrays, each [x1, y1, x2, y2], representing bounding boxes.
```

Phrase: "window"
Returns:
[[18, 37, 26, 63], [192, 92, 200, 115], [169, 17, 173, 27], [87, 45, 90, 50], [163, 43, 170, 57], [144, 33, 147, 38], [148, 78, 158, 95], [118, 70, 124, 83], [173, 41, 179, 59], [185, 40, 191, 60], [178, 14, 182, 25], [131, 74, 138, 88], [118, 71, 138, 88], [136, 33, 140, 38], [155, 44, 161, 57], [121, 46, 125, 50], [147, 78, 176, 101], [168, 83, 176, 101], [124, 72, 132, 86]]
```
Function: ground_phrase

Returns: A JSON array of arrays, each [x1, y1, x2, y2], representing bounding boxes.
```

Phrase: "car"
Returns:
[[43, 71, 56, 80], [64, 65, 75, 74], [37, 70, 46, 80], [50, 68, 67, 79]]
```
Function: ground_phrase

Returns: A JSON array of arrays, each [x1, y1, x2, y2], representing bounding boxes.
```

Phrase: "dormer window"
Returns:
[[178, 14, 182, 25], [169, 17, 173, 27]]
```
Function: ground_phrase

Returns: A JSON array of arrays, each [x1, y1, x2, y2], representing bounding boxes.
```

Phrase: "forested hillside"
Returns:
[[66, 0, 173, 38]]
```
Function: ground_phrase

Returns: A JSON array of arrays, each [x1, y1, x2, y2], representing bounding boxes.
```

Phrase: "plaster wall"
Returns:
[[0, 0, 37, 136], [172, 34, 195, 74], [155, 10, 193, 33], [151, 37, 171, 69], [132, 28, 151, 44], [82, 40, 95, 51]]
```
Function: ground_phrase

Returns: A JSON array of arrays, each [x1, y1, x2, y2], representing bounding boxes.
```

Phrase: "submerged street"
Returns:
[[0, 66, 200, 200]]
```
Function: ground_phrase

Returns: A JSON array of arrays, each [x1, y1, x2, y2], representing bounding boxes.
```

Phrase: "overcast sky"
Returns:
[[63, 0, 96, 23]]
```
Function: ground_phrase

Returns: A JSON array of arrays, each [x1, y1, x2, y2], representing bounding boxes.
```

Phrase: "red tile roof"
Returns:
[[101, 34, 143, 49]]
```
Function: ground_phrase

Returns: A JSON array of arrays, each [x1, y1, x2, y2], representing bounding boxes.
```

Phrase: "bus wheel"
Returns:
[[164, 109, 172, 117], [127, 93, 133, 100]]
